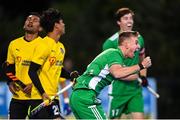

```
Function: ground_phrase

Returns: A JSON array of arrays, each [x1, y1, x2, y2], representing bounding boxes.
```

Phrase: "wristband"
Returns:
[[138, 63, 144, 70]]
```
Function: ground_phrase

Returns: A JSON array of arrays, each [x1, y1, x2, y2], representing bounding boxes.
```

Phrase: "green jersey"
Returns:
[[103, 32, 146, 118], [103, 32, 145, 95], [73, 48, 125, 95]]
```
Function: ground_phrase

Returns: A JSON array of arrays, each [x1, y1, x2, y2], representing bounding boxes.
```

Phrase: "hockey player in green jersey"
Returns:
[[70, 31, 152, 119], [103, 8, 148, 119]]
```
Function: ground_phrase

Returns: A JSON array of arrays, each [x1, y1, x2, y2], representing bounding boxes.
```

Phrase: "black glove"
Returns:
[[70, 71, 79, 81], [140, 76, 148, 87]]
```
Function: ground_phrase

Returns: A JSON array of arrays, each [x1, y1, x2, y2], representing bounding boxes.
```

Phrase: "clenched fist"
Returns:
[[141, 56, 152, 69]]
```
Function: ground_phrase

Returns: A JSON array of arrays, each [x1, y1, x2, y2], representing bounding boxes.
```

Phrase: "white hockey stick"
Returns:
[[138, 78, 160, 98], [28, 82, 74, 117]]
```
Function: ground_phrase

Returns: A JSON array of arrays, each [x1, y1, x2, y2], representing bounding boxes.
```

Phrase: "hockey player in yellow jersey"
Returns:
[[28, 8, 70, 119], [2, 12, 43, 119]]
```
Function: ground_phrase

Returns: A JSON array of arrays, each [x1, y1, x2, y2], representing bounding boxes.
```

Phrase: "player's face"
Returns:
[[23, 15, 41, 34], [57, 19, 65, 35], [126, 36, 140, 58], [118, 13, 134, 32]]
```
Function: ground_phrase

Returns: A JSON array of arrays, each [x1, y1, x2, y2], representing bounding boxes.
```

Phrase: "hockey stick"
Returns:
[[27, 82, 74, 118], [137, 78, 160, 98]]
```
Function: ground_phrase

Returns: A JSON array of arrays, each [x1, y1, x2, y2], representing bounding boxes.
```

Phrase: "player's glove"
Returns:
[[140, 76, 149, 87], [70, 71, 79, 80], [70, 71, 79, 84], [63, 98, 72, 115]]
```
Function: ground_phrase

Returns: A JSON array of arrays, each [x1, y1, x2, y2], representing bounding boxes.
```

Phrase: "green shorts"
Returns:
[[70, 89, 107, 119], [108, 92, 144, 119]]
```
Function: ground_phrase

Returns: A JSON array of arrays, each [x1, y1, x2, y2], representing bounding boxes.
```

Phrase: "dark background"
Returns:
[[0, 0, 180, 118]]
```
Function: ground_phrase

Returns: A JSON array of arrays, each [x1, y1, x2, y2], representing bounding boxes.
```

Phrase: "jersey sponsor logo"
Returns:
[[21, 60, 31, 66], [56, 60, 63, 66]]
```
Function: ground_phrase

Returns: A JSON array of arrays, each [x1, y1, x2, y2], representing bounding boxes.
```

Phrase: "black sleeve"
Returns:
[[28, 62, 45, 95], [60, 67, 71, 79], [61, 68, 79, 82], [2, 61, 14, 85]]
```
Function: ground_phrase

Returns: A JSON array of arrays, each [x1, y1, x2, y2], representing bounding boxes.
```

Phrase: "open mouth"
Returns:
[[127, 23, 132, 28], [27, 24, 33, 27]]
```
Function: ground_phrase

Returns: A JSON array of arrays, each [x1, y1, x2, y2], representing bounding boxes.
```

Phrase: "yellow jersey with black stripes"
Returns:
[[6, 36, 43, 100], [31, 36, 65, 98]]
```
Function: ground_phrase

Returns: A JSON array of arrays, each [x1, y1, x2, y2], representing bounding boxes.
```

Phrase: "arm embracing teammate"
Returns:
[[70, 31, 152, 119]]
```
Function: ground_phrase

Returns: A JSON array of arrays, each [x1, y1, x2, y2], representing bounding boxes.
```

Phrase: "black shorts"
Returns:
[[29, 99, 64, 119], [9, 98, 31, 119]]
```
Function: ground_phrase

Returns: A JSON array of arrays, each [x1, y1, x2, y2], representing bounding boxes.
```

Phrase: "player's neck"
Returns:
[[119, 29, 132, 33], [24, 33, 38, 42], [47, 32, 62, 43]]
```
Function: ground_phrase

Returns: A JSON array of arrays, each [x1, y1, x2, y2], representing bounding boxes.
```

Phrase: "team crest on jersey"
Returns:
[[60, 48, 64, 54], [49, 57, 56, 65], [16, 56, 22, 63]]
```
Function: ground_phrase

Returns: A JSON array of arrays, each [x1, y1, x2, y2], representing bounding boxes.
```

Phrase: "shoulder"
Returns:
[[137, 33, 144, 42], [9, 36, 23, 44], [103, 32, 119, 50], [31, 36, 44, 45], [58, 41, 65, 49], [103, 48, 119, 55], [35, 36, 43, 41], [8, 37, 24, 48], [107, 32, 119, 41], [138, 34, 144, 40], [137, 33, 145, 48], [35, 37, 49, 51]]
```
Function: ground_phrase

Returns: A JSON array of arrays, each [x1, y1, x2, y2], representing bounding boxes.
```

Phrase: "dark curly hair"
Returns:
[[41, 8, 63, 32]]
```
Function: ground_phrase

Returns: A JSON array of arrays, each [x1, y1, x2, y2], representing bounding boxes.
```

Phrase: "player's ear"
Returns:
[[117, 21, 120, 26], [54, 22, 59, 29]]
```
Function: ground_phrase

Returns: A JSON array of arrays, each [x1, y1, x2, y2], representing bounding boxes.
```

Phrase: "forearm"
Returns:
[[2, 62, 15, 85], [28, 62, 45, 95], [110, 55, 151, 79], [140, 68, 147, 77], [120, 73, 139, 81], [110, 64, 141, 79], [61, 68, 79, 82]]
